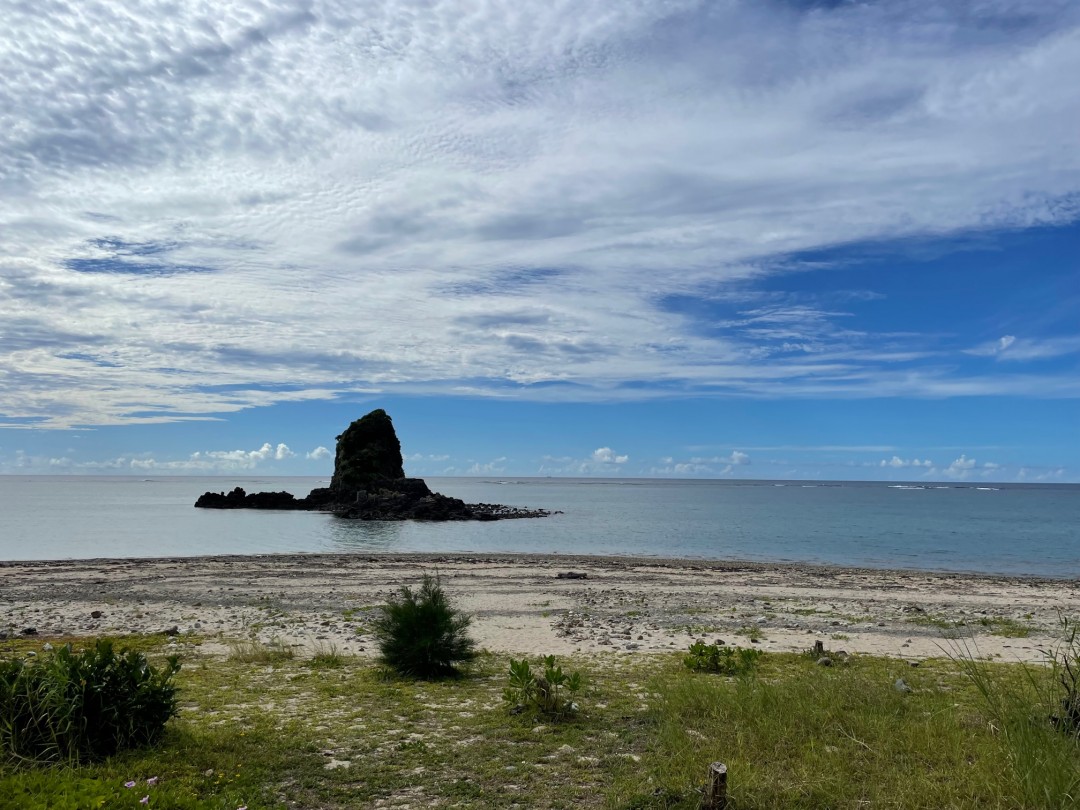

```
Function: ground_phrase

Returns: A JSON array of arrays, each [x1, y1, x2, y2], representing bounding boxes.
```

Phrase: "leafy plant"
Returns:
[[503, 656, 583, 717], [683, 642, 762, 675], [0, 640, 180, 765], [373, 574, 477, 678]]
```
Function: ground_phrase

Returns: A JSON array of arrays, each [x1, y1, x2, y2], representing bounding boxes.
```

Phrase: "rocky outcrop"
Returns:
[[195, 410, 551, 521], [329, 409, 406, 492]]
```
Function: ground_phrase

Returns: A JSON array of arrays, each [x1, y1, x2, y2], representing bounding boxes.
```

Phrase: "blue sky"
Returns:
[[1, 0, 1078, 482]]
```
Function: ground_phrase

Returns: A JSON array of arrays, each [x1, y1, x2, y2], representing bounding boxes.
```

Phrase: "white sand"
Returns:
[[2, 553, 1077, 663]]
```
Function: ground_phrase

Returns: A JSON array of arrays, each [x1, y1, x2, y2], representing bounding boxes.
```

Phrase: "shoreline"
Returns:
[[3, 552, 1078, 664]]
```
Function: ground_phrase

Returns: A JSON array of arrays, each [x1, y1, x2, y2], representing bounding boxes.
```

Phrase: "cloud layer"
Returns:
[[3, 1, 1080, 427]]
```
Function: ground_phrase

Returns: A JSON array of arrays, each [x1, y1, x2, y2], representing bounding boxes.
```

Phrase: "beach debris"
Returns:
[[556, 571, 588, 580], [894, 677, 914, 693]]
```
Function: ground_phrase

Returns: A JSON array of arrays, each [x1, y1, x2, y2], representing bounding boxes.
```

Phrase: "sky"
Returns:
[[1, 0, 1078, 482]]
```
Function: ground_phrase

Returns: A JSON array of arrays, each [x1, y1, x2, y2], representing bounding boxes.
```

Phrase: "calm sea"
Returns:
[[1, 476, 1078, 577]]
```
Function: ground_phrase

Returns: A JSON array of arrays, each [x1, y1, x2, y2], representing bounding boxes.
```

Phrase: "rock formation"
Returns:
[[195, 409, 550, 521]]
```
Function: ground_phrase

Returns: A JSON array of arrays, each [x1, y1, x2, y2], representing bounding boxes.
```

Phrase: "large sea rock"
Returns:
[[195, 409, 550, 521]]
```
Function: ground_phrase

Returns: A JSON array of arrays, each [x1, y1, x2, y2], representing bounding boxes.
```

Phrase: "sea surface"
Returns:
[[1, 476, 1078, 577]]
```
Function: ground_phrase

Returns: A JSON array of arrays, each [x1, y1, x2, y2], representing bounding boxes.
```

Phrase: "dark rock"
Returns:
[[817, 657, 833, 667], [194, 409, 551, 522], [194, 487, 299, 510], [330, 409, 405, 492], [90, 610, 103, 619], [556, 571, 588, 580], [164, 626, 180, 636], [21, 627, 37, 636]]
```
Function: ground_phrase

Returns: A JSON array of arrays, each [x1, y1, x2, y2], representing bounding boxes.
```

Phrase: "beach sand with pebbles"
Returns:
[[2, 553, 1078, 663]]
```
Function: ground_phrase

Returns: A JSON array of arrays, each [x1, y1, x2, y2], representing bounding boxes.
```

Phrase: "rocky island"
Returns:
[[194, 409, 551, 521]]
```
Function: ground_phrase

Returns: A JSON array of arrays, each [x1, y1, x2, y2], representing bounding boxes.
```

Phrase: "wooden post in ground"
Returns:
[[813, 639, 825, 656], [701, 761, 727, 809]]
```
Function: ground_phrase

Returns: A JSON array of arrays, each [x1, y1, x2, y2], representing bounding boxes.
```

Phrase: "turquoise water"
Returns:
[[1, 476, 1078, 576]]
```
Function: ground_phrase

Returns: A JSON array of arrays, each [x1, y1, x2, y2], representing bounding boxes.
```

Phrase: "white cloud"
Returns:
[[1017, 466, 1066, 481], [727, 451, 750, 466], [306, 446, 331, 460], [967, 334, 1080, 361], [651, 450, 750, 477], [592, 447, 629, 465], [466, 457, 508, 475], [880, 456, 933, 468], [2, 2, 1080, 426], [937, 454, 979, 480]]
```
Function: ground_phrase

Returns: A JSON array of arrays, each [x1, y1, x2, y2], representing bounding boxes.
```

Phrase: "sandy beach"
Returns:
[[2, 553, 1077, 663]]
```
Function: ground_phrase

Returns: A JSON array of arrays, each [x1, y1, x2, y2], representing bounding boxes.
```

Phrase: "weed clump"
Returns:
[[504, 655, 582, 717], [683, 641, 762, 675], [0, 639, 180, 765], [373, 574, 477, 678]]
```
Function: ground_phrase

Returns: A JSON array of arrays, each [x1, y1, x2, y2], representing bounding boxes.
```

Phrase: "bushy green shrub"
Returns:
[[0, 639, 180, 765], [683, 641, 762, 675], [373, 574, 477, 678], [503, 655, 582, 717]]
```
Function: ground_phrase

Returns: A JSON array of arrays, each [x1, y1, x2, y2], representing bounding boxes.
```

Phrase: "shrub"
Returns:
[[503, 655, 582, 717], [0, 640, 180, 765], [683, 641, 762, 675], [373, 574, 477, 678]]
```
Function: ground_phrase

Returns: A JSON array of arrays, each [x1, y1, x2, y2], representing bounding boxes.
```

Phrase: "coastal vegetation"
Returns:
[[0, 640, 179, 766], [372, 574, 478, 679], [2, 631, 1080, 808]]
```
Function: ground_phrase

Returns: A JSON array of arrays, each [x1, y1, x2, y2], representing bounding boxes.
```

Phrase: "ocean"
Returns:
[[1, 476, 1078, 577]]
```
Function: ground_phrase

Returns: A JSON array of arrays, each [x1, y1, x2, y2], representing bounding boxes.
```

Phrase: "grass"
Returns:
[[734, 625, 765, 642], [2, 635, 1079, 809], [228, 637, 295, 665], [978, 616, 1034, 638]]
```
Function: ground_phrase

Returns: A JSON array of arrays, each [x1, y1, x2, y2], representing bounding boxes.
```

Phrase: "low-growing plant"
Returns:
[[309, 642, 344, 670], [228, 637, 295, 664], [1050, 617, 1080, 737], [0, 640, 180, 765], [978, 616, 1033, 638], [504, 655, 582, 717], [373, 574, 477, 679], [683, 642, 762, 675], [951, 618, 1080, 808], [734, 625, 764, 642]]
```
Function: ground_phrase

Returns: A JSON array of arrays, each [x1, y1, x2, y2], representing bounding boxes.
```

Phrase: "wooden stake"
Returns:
[[702, 761, 727, 809]]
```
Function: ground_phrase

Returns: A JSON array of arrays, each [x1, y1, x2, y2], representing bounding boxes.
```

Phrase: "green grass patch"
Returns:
[[4, 636, 1080, 809], [734, 625, 765, 642], [978, 616, 1034, 638], [228, 638, 295, 665]]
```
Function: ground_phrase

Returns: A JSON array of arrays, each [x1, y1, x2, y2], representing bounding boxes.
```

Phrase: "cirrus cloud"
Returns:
[[2, 1, 1080, 428]]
